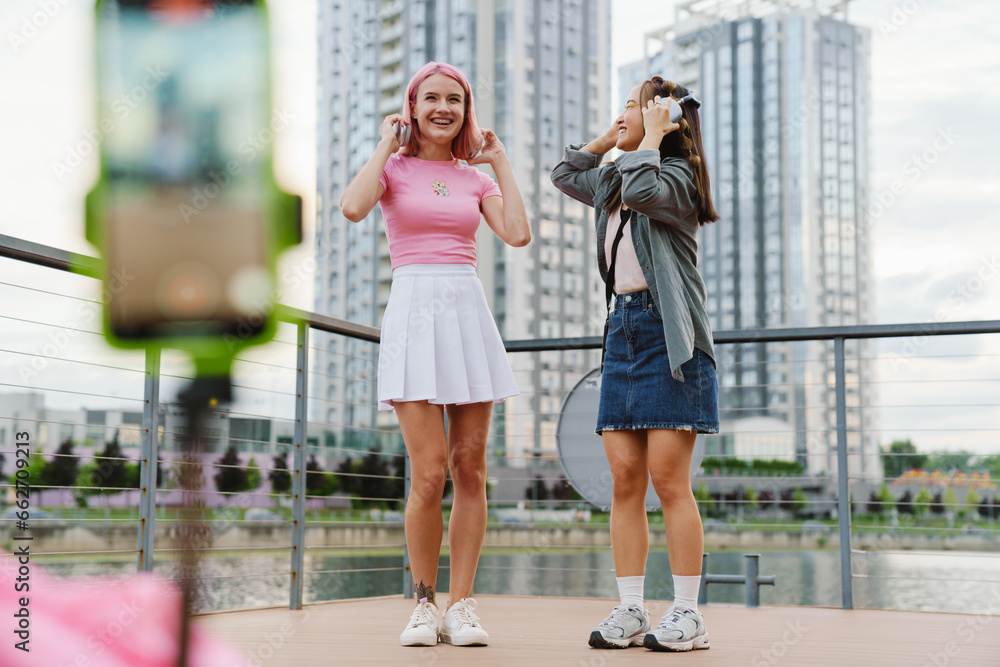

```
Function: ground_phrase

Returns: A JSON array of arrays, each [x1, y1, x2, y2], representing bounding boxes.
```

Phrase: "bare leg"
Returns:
[[602, 430, 650, 577], [444, 401, 492, 606], [647, 429, 702, 575], [394, 400, 448, 604]]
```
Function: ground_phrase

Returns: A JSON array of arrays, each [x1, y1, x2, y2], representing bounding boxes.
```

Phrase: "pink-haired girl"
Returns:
[[340, 61, 530, 647]]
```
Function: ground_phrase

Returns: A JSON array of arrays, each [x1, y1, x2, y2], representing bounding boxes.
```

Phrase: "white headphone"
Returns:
[[658, 92, 701, 122]]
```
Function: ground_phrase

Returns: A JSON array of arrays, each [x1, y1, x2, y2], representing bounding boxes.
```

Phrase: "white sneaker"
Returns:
[[399, 601, 439, 646], [588, 604, 650, 648], [644, 605, 710, 652], [439, 597, 489, 646]]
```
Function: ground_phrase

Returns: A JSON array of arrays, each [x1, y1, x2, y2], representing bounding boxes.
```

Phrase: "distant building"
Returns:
[[0, 392, 143, 458], [0, 392, 318, 478], [718, 416, 796, 463]]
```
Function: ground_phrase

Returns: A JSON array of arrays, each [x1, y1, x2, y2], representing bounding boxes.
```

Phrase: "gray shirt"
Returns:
[[551, 144, 715, 381]]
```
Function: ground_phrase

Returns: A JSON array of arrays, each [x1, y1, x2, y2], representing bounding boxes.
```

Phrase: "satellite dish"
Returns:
[[556, 368, 707, 511]]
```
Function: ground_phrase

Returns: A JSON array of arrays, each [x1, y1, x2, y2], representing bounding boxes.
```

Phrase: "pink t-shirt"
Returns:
[[378, 154, 502, 269]]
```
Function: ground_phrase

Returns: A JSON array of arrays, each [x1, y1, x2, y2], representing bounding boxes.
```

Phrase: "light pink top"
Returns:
[[605, 204, 649, 293], [378, 154, 502, 270]]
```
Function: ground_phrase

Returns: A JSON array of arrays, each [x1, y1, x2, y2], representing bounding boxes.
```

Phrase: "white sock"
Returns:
[[672, 574, 700, 611], [616, 575, 644, 609]]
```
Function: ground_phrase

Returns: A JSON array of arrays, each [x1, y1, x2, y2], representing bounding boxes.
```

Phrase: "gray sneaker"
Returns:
[[588, 605, 650, 648], [644, 606, 710, 651]]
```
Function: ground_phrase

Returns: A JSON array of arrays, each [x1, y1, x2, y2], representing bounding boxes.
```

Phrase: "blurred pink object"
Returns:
[[0, 558, 245, 667]]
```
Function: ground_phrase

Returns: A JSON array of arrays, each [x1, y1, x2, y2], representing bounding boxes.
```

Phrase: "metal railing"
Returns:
[[3, 232, 1000, 613]]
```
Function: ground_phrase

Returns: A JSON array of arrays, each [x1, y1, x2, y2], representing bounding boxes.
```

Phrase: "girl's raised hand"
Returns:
[[466, 129, 505, 165], [642, 95, 681, 139], [380, 114, 407, 152]]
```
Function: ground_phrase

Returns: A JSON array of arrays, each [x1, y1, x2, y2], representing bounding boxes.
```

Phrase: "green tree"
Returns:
[[335, 457, 360, 496], [551, 475, 582, 507], [126, 459, 165, 488], [981, 455, 1000, 479], [245, 457, 263, 491], [306, 455, 332, 496], [694, 483, 714, 516], [877, 483, 896, 514], [124, 462, 141, 489], [925, 452, 973, 474], [883, 440, 927, 479], [93, 434, 129, 491], [913, 488, 933, 517], [525, 475, 550, 504], [965, 487, 981, 518], [42, 439, 79, 488], [943, 487, 960, 516], [388, 454, 406, 509], [744, 486, 759, 511], [357, 448, 393, 505], [17, 452, 47, 488], [74, 464, 99, 506], [792, 486, 808, 514], [269, 451, 292, 494], [213, 445, 248, 497]]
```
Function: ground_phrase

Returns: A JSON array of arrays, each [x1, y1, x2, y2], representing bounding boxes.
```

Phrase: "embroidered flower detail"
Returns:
[[430, 179, 450, 196]]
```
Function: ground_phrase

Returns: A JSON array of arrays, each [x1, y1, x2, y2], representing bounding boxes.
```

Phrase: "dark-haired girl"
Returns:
[[551, 76, 719, 652]]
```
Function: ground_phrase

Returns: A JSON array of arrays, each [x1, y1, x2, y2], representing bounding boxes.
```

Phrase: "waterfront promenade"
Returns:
[[198, 594, 1000, 666]]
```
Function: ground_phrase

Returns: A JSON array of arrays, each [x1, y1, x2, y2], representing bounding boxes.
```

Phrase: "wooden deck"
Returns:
[[197, 594, 999, 666]]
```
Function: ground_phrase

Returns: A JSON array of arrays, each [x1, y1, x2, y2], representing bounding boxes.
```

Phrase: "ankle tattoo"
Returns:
[[415, 579, 435, 604]]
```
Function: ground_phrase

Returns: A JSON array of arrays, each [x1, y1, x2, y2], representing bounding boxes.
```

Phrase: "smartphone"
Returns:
[[392, 121, 411, 147], [93, 0, 275, 341]]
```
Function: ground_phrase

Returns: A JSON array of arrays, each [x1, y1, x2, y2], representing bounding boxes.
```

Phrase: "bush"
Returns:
[[694, 483, 714, 516], [214, 445, 248, 496], [897, 490, 914, 514], [930, 492, 945, 515], [246, 457, 263, 491], [792, 487, 808, 514], [525, 475, 549, 504], [269, 452, 292, 494], [942, 487, 960, 516], [42, 439, 79, 488], [335, 449, 401, 507], [913, 488, 933, 517], [965, 487, 981, 513], [551, 475, 582, 507], [877, 483, 896, 514], [758, 489, 775, 511], [700, 457, 804, 476]]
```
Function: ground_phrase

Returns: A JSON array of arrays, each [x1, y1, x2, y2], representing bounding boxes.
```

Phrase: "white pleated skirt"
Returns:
[[377, 264, 519, 411]]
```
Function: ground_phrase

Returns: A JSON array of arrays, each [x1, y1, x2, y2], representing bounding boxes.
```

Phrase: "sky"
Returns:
[[0, 0, 998, 456]]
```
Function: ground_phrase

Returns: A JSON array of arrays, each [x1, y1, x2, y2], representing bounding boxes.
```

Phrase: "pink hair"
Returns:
[[401, 62, 483, 160]]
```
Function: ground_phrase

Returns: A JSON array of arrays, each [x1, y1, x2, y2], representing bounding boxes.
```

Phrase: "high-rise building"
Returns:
[[619, 0, 880, 479], [316, 1, 612, 463]]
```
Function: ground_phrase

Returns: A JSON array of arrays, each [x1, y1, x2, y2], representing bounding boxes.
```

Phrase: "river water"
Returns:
[[40, 549, 1000, 615]]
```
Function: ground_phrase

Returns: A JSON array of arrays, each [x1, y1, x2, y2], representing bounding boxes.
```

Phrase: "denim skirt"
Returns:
[[596, 290, 719, 434]]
